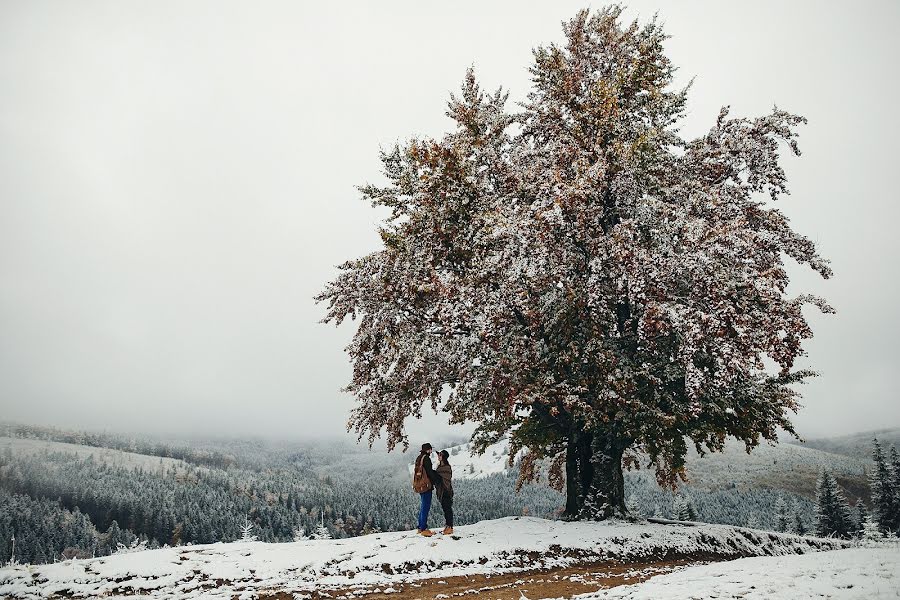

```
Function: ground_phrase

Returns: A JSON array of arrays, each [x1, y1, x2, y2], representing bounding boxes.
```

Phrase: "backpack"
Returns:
[[412, 455, 433, 493]]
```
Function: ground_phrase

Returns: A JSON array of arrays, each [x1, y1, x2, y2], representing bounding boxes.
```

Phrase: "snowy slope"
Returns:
[[408, 439, 517, 480], [446, 435, 868, 492], [0, 436, 190, 474], [445, 438, 519, 479], [591, 546, 900, 600], [0, 517, 847, 600]]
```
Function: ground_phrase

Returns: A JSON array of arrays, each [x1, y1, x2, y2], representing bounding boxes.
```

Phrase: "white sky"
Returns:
[[1, 1, 898, 441]]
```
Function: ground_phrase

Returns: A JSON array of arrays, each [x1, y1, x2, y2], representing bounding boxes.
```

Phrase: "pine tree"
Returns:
[[773, 496, 790, 533], [815, 470, 853, 538], [292, 525, 306, 542], [870, 439, 895, 534], [625, 496, 641, 518], [672, 495, 695, 521], [861, 514, 883, 543], [239, 518, 257, 542], [791, 508, 807, 536], [317, 7, 832, 520], [311, 512, 332, 541], [889, 446, 900, 536], [855, 502, 869, 538]]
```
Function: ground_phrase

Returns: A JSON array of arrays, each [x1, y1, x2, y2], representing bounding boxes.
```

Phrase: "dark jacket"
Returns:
[[432, 463, 453, 500]]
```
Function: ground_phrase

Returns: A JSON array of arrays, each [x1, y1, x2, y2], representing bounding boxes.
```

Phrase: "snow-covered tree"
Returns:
[[239, 518, 257, 542], [861, 514, 883, 543], [870, 439, 896, 535], [673, 494, 697, 521], [115, 538, 148, 554], [815, 470, 853, 538], [311, 512, 332, 541], [7, 534, 15, 567], [773, 496, 790, 532], [889, 446, 900, 535], [317, 7, 832, 520], [625, 496, 641, 518], [791, 502, 807, 536], [855, 502, 869, 538], [292, 526, 306, 542]]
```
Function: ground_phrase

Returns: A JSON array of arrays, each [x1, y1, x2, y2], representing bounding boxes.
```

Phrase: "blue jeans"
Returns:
[[418, 491, 432, 530]]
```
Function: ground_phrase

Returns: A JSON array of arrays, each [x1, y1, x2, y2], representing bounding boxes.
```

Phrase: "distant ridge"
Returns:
[[788, 428, 900, 461]]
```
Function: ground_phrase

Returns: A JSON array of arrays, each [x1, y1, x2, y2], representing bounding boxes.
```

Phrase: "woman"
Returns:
[[433, 449, 454, 535], [413, 443, 436, 536]]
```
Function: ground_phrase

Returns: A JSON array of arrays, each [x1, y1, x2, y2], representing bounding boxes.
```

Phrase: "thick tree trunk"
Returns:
[[563, 429, 595, 519], [563, 428, 627, 521]]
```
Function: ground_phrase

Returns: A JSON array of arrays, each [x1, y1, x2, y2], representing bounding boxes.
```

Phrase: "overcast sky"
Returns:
[[1, 1, 898, 443]]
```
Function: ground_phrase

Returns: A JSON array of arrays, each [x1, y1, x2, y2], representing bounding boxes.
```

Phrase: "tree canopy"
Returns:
[[317, 6, 832, 519]]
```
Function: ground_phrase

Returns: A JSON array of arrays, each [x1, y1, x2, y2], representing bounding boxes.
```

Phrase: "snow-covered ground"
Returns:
[[0, 517, 847, 599], [591, 546, 900, 599]]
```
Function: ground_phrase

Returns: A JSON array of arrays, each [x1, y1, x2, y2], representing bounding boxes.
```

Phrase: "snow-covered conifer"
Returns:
[[672, 495, 696, 521], [239, 518, 257, 542], [292, 526, 306, 542], [855, 502, 869, 538], [318, 7, 832, 520], [311, 512, 332, 541], [791, 502, 807, 536], [861, 515, 884, 543], [625, 496, 641, 518], [870, 439, 896, 534], [773, 496, 790, 533], [889, 446, 900, 535], [745, 514, 759, 529], [815, 470, 853, 538]]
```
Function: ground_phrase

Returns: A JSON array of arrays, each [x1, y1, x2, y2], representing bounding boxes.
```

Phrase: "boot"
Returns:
[[418, 529, 434, 537], [442, 527, 453, 535]]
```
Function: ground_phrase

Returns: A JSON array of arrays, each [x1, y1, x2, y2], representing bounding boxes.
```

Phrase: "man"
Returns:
[[413, 443, 436, 536]]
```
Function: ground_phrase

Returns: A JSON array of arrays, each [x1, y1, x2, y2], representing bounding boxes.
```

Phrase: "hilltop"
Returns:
[[0, 517, 852, 600]]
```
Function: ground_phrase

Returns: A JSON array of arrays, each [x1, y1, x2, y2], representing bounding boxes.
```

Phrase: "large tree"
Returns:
[[317, 7, 832, 520]]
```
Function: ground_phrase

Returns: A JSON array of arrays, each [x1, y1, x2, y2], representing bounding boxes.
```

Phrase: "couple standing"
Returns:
[[412, 442, 454, 536]]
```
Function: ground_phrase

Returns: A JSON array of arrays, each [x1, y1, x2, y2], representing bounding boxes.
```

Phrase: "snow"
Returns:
[[0, 436, 190, 474], [446, 439, 519, 480], [0, 517, 848, 599], [442, 435, 868, 489], [590, 546, 900, 600]]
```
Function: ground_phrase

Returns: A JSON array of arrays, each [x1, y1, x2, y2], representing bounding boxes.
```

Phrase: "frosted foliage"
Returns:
[[318, 8, 831, 515], [239, 519, 257, 542], [815, 470, 853, 538], [292, 526, 306, 543]]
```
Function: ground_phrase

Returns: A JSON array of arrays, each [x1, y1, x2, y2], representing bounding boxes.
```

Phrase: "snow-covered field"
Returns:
[[592, 546, 900, 599], [0, 517, 848, 600]]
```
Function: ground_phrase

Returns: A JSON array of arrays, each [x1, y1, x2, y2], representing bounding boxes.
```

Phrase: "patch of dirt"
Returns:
[[255, 557, 707, 600]]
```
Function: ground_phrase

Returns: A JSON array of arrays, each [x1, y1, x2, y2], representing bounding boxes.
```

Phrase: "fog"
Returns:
[[1, 1, 898, 443]]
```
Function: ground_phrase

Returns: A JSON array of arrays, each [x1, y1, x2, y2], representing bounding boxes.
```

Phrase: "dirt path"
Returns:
[[257, 557, 705, 600]]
